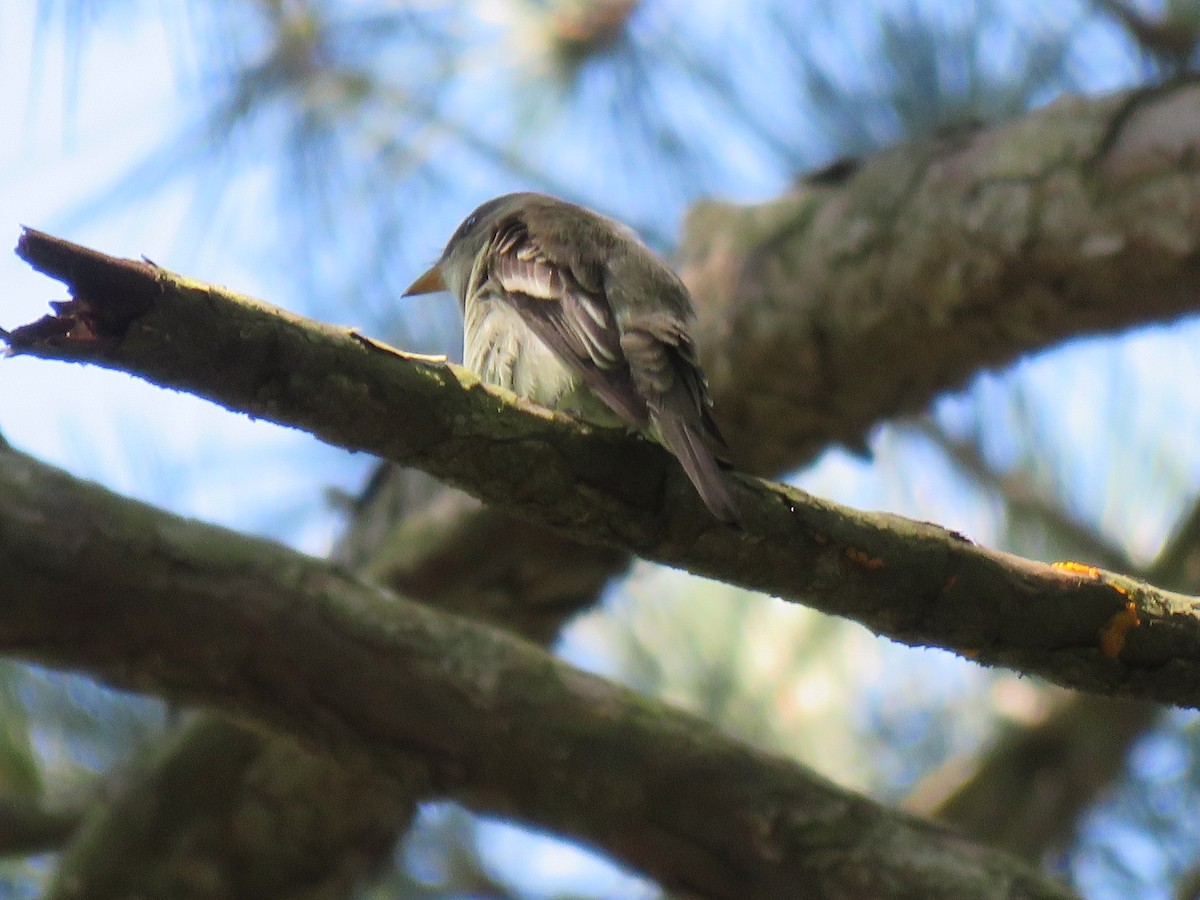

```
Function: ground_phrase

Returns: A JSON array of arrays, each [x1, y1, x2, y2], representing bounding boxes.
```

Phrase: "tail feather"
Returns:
[[655, 412, 740, 525]]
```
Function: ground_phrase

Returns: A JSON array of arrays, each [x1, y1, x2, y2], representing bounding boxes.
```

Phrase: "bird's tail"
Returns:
[[654, 412, 740, 525]]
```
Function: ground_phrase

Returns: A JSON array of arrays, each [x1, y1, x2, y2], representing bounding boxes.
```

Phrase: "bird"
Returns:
[[403, 192, 738, 523]]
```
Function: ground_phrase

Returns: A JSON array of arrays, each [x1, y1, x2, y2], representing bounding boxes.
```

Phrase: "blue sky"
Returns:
[[0, 4, 371, 552]]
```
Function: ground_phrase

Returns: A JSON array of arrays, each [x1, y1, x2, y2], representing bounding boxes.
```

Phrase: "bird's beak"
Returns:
[[402, 265, 446, 296]]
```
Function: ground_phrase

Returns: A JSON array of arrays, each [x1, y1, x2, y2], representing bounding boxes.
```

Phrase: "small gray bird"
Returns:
[[404, 192, 738, 523]]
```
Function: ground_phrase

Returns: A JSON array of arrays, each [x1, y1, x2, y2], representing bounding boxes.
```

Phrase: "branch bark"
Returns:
[[8, 227, 1200, 709], [0, 442, 1072, 900], [686, 77, 1200, 473], [44, 471, 621, 899]]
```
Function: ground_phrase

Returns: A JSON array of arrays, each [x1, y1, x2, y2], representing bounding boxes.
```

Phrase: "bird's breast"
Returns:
[[464, 297, 576, 404]]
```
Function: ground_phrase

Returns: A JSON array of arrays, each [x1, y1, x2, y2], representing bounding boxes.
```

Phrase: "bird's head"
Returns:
[[403, 194, 534, 304]]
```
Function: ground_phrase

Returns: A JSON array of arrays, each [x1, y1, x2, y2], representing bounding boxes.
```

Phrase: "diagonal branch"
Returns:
[[0, 441, 1073, 900], [42, 478, 621, 900], [686, 76, 1200, 473], [6, 229, 1200, 709]]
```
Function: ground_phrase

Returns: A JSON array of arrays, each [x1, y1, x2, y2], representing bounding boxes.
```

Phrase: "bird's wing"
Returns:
[[487, 209, 737, 522], [620, 314, 738, 523], [485, 214, 650, 428], [618, 313, 727, 450]]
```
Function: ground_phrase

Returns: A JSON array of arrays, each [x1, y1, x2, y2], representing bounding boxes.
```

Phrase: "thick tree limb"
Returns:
[[686, 77, 1200, 473], [44, 472, 618, 900], [0, 443, 1072, 900], [8, 229, 1200, 709]]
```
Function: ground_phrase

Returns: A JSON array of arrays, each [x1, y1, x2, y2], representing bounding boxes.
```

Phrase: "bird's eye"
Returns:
[[448, 212, 483, 249]]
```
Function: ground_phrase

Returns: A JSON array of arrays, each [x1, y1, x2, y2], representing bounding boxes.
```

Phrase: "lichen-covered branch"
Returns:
[[685, 78, 1200, 474], [0, 443, 1072, 900], [44, 471, 620, 900], [8, 228, 1200, 708]]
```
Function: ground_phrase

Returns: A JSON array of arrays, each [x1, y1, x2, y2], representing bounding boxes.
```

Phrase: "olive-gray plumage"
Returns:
[[404, 192, 738, 523]]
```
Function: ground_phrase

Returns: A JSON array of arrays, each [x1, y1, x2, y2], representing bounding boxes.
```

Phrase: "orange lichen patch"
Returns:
[[1053, 561, 1100, 578], [845, 548, 885, 570], [943, 575, 958, 590], [959, 647, 979, 660], [1098, 600, 1141, 660]]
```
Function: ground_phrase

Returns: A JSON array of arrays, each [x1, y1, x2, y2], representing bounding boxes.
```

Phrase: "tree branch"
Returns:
[[685, 76, 1200, 473], [44, 474, 622, 899], [7, 229, 1200, 709], [0, 442, 1072, 900]]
